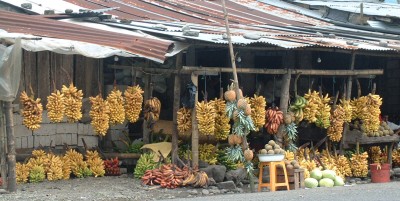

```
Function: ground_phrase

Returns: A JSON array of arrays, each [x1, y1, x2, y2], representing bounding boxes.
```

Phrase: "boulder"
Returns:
[[200, 165, 226, 183], [225, 168, 247, 185], [217, 181, 236, 190]]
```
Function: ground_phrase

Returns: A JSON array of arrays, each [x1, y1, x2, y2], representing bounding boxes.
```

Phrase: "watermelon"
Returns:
[[305, 178, 319, 188], [334, 176, 345, 186], [319, 178, 334, 187], [310, 169, 323, 180], [322, 170, 336, 180]]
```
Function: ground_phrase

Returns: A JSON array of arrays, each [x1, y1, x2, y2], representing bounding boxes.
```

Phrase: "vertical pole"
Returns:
[[5, 102, 16, 192], [191, 73, 199, 167], [172, 53, 182, 165], [277, 70, 292, 147], [143, 61, 151, 144], [360, 3, 364, 25], [0, 101, 7, 189]]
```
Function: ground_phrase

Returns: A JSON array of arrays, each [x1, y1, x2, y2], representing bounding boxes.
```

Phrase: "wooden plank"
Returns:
[[172, 53, 182, 165], [345, 130, 400, 145], [0, 101, 7, 189], [74, 55, 86, 95], [23, 51, 37, 95], [51, 53, 74, 90], [36, 52, 51, 105], [191, 73, 199, 167]]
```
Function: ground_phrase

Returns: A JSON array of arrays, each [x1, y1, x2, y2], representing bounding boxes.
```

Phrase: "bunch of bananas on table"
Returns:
[[106, 88, 125, 125], [124, 85, 144, 123], [20, 91, 43, 130], [264, 107, 283, 134], [213, 98, 230, 140], [62, 83, 83, 123], [289, 96, 307, 123], [196, 101, 216, 135], [249, 95, 266, 130], [89, 95, 110, 136], [177, 107, 192, 137], [351, 94, 382, 134], [350, 151, 369, 177], [143, 97, 161, 122], [303, 90, 331, 128], [46, 90, 65, 123], [327, 105, 346, 142]]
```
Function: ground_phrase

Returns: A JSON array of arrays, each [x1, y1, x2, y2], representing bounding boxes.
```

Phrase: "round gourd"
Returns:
[[305, 178, 319, 188]]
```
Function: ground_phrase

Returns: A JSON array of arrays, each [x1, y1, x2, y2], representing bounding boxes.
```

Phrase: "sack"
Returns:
[[181, 82, 197, 109]]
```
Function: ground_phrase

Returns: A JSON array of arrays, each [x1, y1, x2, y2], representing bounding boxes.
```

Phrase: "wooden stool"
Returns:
[[258, 161, 290, 192]]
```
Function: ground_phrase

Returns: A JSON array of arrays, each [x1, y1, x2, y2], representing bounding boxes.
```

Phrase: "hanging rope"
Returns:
[[332, 76, 336, 96]]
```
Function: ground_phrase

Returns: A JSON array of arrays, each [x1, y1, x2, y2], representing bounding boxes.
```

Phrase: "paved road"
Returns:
[[165, 182, 400, 201]]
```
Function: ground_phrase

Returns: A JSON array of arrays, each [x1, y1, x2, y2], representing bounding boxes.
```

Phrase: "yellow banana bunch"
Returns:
[[46, 153, 63, 181], [299, 159, 317, 179], [16, 162, 30, 183], [334, 155, 352, 178], [124, 85, 144, 123], [177, 107, 192, 137], [327, 105, 345, 142], [393, 149, 400, 167], [107, 88, 125, 125], [296, 147, 311, 162], [339, 99, 353, 123], [249, 95, 266, 130], [20, 91, 43, 130], [196, 101, 216, 135], [61, 155, 72, 180], [62, 83, 83, 123], [213, 98, 230, 141], [89, 95, 110, 136], [199, 144, 218, 165], [32, 149, 47, 158], [369, 146, 382, 163], [85, 150, 105, 177], [285, 150, 295, 161], [64, 149, 88, 178], [350, 151, 368, 177], [351, 94, 382, 134], [46, 90, 65, 123], [303, 90, 331, 128], [143, 97, 161, 122]]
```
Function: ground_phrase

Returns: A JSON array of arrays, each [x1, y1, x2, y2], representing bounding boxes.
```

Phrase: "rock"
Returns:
[[227, 191, 235, 194], [349, 179, 356, 184], [365, 179, 371, 183], [237, 182, 243, 188], [225, 168, 247, 185], [234, 188, 244, 193], [217, 181, 236, 190], [207, 178, 217, 186], [354, 178, 362, 182], [393, 168, 400, 176], [201, 189, 210, 195], [220, 189, 228, 194], [188, 189, 198, 195], [209, 189, 221, 194], [209, 186, 218, 190], [356, 181, 362, 184], [200, 165, 227, 183], [199, 160, 209, 168]]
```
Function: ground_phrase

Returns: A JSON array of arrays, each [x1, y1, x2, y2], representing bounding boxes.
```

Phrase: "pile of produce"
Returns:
[[264, 107, 283, 134], [258, 140, 285, 155], [196, 101, 216, 135], [62, 83, 83, 123], [249, 95, 267, 130], [289, 96, 307, 123], [303, 90, 331, 128], [124, 85, 144, 123], [320, 150, 351, 179], [199, 143, 218, 165], [177, 107, 192, 137], [46, 90, 65, 123], [216, 150, 237, 171], [20, 91, 43, 130], [351, 120, 394, 137], [106, 88, 125, 125], [89, 95, 110, 136], [134, 152, 158, 179], [213, 98, 230, 140], [104, 157, 121, 176], [85, 150, 106, 177], [305, 168, 344, 188], [351, 94, 382, 135], [143, 97, 161, 122], [283, 158, 301, 171], [393, 148, 400, 167]]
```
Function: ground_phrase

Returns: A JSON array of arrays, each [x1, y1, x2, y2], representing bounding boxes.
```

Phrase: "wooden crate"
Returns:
[[276, 168, 305, 190]]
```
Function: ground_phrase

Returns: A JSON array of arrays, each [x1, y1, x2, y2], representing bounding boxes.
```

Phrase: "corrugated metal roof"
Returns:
[[0, 10, 174, 62], [1, 0, 85, 14]]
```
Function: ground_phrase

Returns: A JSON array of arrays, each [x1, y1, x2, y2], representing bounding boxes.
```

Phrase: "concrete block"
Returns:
[[109, 122, 127, 130], [41, 111, 51, 124], [78, 123, 86, 135], [15, 137, 22, 149], [14, 125, 33, 137], [27, 135, 34, 148], [87, 125, 97, 136], [34, 135, 51, 147], [56, 123, 78, 134], [21, 136, 28, 149], [13, 114, 23, 126], [78, 135, 98, 148], [71, 133, 78, 145], [33, 124, 57, 135]]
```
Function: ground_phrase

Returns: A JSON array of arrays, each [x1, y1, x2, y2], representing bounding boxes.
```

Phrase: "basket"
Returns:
[[257, 154, 284, 162]]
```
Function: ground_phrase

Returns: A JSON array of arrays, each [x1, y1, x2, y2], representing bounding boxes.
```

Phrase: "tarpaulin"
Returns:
[[0, 38, 21, 102]]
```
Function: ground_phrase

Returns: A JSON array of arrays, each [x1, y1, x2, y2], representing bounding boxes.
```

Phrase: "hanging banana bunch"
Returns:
[[350, 151, 369, 177], [124, 85, 144, 123], [315, 93, 331, 129], [46, 90, 65, 123], [20, 91, 43, 130], [351, 94, 382, 134], [264, 107, 283, 134], [327, 105, 346, 142], [213, 98, 230, 141], [196, 100, 216, 135], [289, 96, 307, 123], [143, 97, 161, 122], [62, 83, 83, 123], [303, 90, 331, 128], [89, 95, 110, 136], [106, 88, 125, 125], [339, 99, 353, 123], [249, 95, 266, 130], [177, 107, 192, 137]]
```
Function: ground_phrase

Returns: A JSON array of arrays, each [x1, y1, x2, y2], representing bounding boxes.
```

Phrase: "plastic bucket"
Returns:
[[370, 163, 390, 183]]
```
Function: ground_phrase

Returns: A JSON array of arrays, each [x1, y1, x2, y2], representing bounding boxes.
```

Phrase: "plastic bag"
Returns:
[[181, 82, 197, 109], [0, 38, 22, 102]]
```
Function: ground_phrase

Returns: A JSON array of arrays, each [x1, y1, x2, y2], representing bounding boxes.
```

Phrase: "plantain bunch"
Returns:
[[89, 95, 110, 136], [177, 107, 192, 137], [320, 150, 338, 174], [20, 91, 43, 130], [249, 95, 267, 130], [64, 149, 88, 178], [16, 162, 30, 184], [299, 159, 317, 179], [61, 155, 72, 180], [124, 85, 144, 123], [351, 94, 382, 134], [327, 105, 346, 142], [46, 90, 65, 123], [199, 144, 218, 165], [296, 147, 311, 162], [339, 99, 353, 123], [334, 155, 352, 178], [62, 83, 83, 123], [393, 149, 400, 167], [213, 98, 230, 141], [85, 150, 105, 177], [46, 153, 63, 181], [143, 97, 161, 122], [196, 101, 216, 135], [369, 146, 382, 164], [303, 90, 331, 128], [350, 151, 369, 177], [285, 150, 295, 161], [107, 88, 125, 125]]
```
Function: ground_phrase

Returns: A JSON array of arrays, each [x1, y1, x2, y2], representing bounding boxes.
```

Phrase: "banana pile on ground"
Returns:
[[124, 85, 144, 123], [199, 143, 218, 165], [259, 140, 285, 155], [319, 150, 351, 179], [85, 150, 106, 177], [141, 164, 209, 189], [249, 95, 267, 130], [20, 91, 43, 130], [46, 90, 65, 123], [351, 94, 382, 135], [196, 100, 216, 135], [349, 151, 369, 177], [62, 83, 83, 123], [144, 97, 161, 122], [134, 152, 158, 179], [177, 107, 192, 137], [213, 98, 231, 140], [216, 150, 237, 171], [351, 120, 394, 137], [106, 88, 125, 125], [89, 95, 111, 136], [327, 105, 346, 142], [104, 157, 121, 176], [264, 107, 284, 134], [303, 90, 331, 128], [289, 96, 307, 123]]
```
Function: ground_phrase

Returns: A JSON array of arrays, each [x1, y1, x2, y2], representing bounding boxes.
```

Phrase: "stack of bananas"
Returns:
[[46, 90, 65, 123], [296, 147, 309, 162], [107, 88, 125, 125], [289, 96, 307, 123], [16, 162, 30, 183], [351, 94, 382, 134], [303, 90, 331, 128], [350, 151, 369, 177], [64, 149, 88, 178], [216, 150, 237, 171], [29, 165, 45, 183], [85, 150, 105, 177], [199, 143, 218, 165], [320, 150, 338, 174], [182, 170, 209, 188], [144, 97, 161, 122], [62, 83, 83, 123], [393, 149, 400, 167], [196, 101, 216, 135], [124, 85, 144, 123], [327, 105, 346, 142], [249, 95, 266, 130], [46, 153, 63, 181], [89, 95, 110, 136], [134, 152, 157, 179], [285, 150, 295, 161], [299, 159, 317, 179], [334, 155, 352, 178], [20, 91, 43, 130], [61, 155, 72, 180], [339, 99, 353, 123], [264, 107, 283, 134], [213, 98, 230, 141], [26, 150, 49, 171], [177, 107, 192, 137], [369, 146, 382, 164]]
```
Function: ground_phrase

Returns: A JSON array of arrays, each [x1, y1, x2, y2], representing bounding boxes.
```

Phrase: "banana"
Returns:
[[20, 91, 43, 130], [89, 95, 110, 136], [62, 83, 83, 123]]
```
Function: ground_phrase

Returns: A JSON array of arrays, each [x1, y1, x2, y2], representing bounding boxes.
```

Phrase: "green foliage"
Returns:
[[217, 150, 237, 171], [134, 152, 157, 179], [285, 123, 298, 151], [29, 165, 45, 183], [226, 145, 244, 163]]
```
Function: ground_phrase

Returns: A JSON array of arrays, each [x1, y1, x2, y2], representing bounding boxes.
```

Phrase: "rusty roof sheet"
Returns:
[[0, 10, 173, 62]]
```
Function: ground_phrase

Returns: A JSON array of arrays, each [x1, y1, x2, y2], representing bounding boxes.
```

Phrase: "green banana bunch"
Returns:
[[217, 150, 237, 171], [134, 152, 157, 179], [289, 96, 307, 123]]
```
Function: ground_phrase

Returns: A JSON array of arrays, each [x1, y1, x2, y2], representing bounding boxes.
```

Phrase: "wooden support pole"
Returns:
[[191, 73, 199, 167], [172, 53, 182, 165], [4, 102, 16, 192], [0, 101, 7, 190], [143, 73, 151, 144], [276, 70, 292, 147]]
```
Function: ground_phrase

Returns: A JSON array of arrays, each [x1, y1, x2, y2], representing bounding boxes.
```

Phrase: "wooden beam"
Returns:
[[277, 70, 292, 147], [0, 101, 7, 190], [142, 72, 151, 145], [191, 73, 199, 167], [172, 53, 182, 165], [4, 102, 16, 192]]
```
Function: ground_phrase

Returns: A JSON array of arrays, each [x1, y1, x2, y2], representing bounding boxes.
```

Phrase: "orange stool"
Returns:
[[258, 161, 290, 192]]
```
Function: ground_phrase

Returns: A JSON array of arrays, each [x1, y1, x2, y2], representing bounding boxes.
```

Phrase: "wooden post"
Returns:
[[276, 70, 292, 147], [4, 102, 16, 192], [172, 53, 182, 165], [0, 101, 7, 190], [143, 70, 151, 144], [191, 73, 199, 167]]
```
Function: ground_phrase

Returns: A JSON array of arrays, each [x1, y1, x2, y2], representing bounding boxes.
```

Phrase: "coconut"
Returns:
[[224, 90, 236, 102], [274, 148, 281, 154], [267, 150, 275, 155], [274, 144, 280, 149], [265, 144, 273, 151], [260, 149, 268, 154], [268, 140, 276, 146]]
